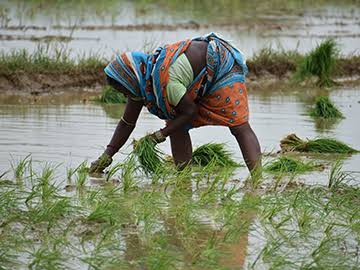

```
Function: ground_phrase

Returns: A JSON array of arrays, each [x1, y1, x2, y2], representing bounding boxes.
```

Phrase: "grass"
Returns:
[[1, 43, 360, 93], [264, 156, 320, 174], [280, 133, 358, 154], [296, 39, 339, 87], [94, 86, 127, 104], [0, 45, 105, 76], [309, 96, 343, 119], [192, 143, 240, 168], [247, 47, 301, 77]]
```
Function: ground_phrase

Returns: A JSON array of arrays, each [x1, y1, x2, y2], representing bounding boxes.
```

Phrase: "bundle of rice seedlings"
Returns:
[[280, 134, 358, 154], [296, 39, 338, 87], [192, 143, 239, 167], [309, 96, 343, 119], [133, 136, 165, 174], [265, 156, 319, 174], [96, 85, 127, 104]]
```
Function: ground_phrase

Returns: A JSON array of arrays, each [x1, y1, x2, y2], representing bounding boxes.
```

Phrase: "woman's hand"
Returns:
[[148, 130, 166, 144], [89, 152, 113, 174]]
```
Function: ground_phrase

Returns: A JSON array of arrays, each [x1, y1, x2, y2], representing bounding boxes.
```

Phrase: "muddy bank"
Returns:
[[1, 55, 360, 100]]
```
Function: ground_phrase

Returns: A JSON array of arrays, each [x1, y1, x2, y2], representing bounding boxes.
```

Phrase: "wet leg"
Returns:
[[170, 129, 193, 167], [230, 122, 261, 172]]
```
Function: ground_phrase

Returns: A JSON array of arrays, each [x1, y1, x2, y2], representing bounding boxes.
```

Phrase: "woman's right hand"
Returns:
[[89, 153, 113, 174]]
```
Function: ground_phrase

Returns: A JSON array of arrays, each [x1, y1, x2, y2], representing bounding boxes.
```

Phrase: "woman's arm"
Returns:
[[105, 98, 143, 157], [160, 94, 197, 137]]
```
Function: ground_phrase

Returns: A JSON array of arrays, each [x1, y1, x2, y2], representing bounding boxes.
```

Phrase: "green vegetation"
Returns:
[[309, 96, 344, 119], [280, 133, 358, 154], [192, 143, 240, 168], [1, 155, 359, 269], [248, 47, 301, 77], [95, 85, 127, 104], [265, 156, 320, 174], [0, 46, 105, 75], [1, 42, 360, 93], [296, 39, 338, 87], [133, 136, 165, 175]]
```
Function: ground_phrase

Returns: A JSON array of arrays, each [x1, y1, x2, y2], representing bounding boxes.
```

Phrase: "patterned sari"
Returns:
[[104, 33, 249, 129]]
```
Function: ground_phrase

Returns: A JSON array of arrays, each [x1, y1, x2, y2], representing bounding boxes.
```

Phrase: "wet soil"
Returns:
[[1, 59, 359, 98]]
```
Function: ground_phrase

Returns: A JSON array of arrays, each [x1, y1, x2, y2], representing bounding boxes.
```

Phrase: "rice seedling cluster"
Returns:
[[0, 153, 358, 269], [192, 143, 240, 168], [309, 96, 343, 119], [280, 133, 358, 154], [132, 136, 166, 175], [265, 156, 320, 174], [296, 39, 339, 87]]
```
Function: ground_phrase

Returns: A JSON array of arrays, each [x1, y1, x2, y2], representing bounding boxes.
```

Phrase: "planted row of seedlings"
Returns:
[[1, 135, 359, 269]]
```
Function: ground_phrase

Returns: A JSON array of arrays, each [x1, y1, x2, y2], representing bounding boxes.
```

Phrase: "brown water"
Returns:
[[1, 0, 360, 58], [1, 86, 359, 185]]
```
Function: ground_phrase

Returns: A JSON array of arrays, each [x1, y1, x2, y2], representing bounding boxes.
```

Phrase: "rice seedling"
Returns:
[[309, 96, 343, 119], [105, 162, 123, 182], [10, 154, 31, 180], [94, 85, 127, 104], [280, 133, 358, 154], [192, 143, 240, 168], [76, 161, 88, 188], [132, 136, 165, 175], [264, 156, 319, 174], [296, 39, 339, 87], [327, 160, 352, 190], [121, 156, 139, 192], [27, 247, 67, 270]]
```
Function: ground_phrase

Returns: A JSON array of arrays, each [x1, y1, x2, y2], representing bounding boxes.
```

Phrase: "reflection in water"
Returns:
[[0, 88, 359, 182], [100, 103, 125, 120], [313, 118, 341, 132]]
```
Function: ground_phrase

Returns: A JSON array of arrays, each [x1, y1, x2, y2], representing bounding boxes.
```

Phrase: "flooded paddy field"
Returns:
[[1, 0, 360, 269], [1, 87, 360, 269]]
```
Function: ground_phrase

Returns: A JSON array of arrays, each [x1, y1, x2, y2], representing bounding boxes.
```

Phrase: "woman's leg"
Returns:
[[230, 122, 261, 172], [170, 129, 193, 167]]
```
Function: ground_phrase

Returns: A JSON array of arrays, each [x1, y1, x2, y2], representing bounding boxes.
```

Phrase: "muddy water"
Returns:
[[1, 87, 359, 184], [1, 1, 360, 58]]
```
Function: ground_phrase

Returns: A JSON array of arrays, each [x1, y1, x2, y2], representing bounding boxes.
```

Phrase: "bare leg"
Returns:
[[230, 122, 261, 172], [170, 130, 193, 167]]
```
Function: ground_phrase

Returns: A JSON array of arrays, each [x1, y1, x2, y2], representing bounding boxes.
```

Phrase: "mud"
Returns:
[[0, 70, 105, 96], [1, 59, 360, 98]]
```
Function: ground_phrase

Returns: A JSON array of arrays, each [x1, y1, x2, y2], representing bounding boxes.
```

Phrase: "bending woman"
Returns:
[[90, 33, 261, 173]]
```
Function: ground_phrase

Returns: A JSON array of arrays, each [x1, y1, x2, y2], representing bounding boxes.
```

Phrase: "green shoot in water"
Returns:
[[265, 156, 320, 174], [280, 134, 358, 154], [192, 143, 239, 168], [309, 96, 343, 119], [10, 154, 31, 179], [296, 39, 338, 87], [328, 160, 352, 190], [76, 161, 88, 188]]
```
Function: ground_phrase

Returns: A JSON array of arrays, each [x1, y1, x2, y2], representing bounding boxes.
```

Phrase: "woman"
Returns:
[[90, 33, 261, 173]]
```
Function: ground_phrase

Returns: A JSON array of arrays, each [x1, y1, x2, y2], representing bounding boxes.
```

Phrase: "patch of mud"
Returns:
[[1, 56, 359, 102], [0, 70, 104, 96]]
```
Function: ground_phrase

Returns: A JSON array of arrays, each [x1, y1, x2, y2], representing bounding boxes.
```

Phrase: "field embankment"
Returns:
[[1, 47, 360, 98]]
